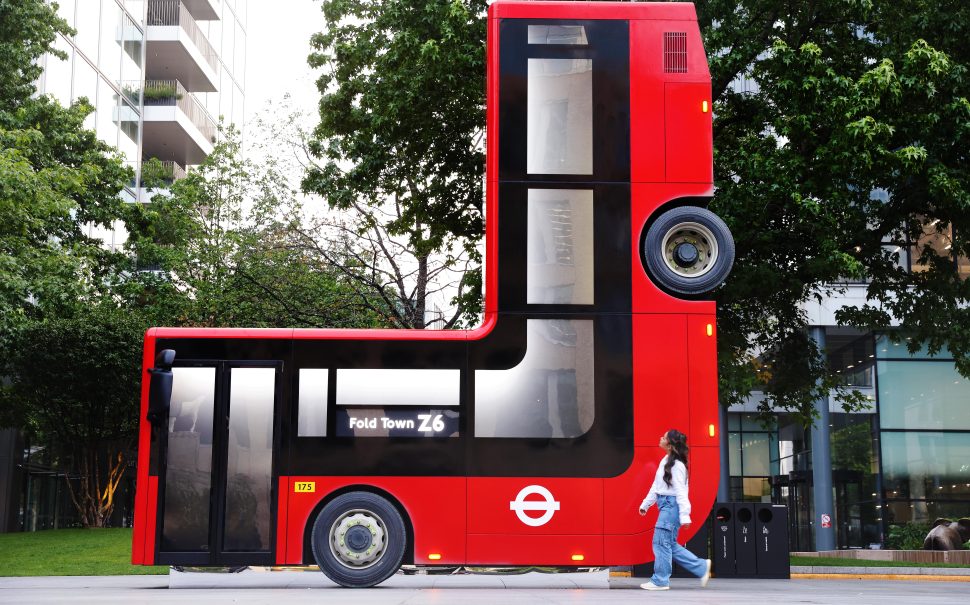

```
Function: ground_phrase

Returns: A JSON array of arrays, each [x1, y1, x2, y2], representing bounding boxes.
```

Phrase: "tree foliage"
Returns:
[[0, 0, 131, 334], [305, 0, 487, 327], [697, 0, 970, 422], [126, 125, 386, 329], [0, 303, 144, 527]]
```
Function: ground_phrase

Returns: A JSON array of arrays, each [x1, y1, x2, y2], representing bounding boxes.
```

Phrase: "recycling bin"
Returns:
[[734, 502, 757, 576], [754, 504, 790, 578], [712, 503, 737, 577]]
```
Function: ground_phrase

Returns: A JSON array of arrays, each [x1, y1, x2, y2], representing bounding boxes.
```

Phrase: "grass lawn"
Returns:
[[0, 528, 168, 576], [791, 555, 969, 569]]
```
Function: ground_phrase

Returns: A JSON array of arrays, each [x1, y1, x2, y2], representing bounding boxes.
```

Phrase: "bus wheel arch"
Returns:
[[303, 486, 414, 587], [640, 200, 735, 297]]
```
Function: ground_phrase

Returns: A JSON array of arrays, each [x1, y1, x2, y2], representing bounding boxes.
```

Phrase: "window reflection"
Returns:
[[298, 369, 328, 437], [527, 189, 594, 304], [162, 367, 215, 552], [527, 58, 593, 175], [475, 319, 594, 438], [224, 367, 275, 552], [528, 25, 588, 45]]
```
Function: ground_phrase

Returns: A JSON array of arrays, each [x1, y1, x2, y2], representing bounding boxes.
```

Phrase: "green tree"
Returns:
[[0, 0, 132, 333], [0, 303, 144, 527], [696, 0, 970, 421], [126, 125, 385, 329], [304, 0, 486, 328]]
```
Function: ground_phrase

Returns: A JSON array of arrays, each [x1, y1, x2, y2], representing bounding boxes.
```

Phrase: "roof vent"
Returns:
[[664, 32, 688, 73]]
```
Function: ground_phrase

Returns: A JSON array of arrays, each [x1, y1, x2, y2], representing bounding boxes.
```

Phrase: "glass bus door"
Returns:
[[156, 362, 280, 566]]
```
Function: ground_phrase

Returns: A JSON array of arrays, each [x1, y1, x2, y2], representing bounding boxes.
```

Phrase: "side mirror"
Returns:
[[147, 349, 176, 426]]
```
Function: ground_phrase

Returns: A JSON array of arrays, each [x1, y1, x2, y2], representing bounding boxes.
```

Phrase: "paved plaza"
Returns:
[[1, 570, 967, 604]]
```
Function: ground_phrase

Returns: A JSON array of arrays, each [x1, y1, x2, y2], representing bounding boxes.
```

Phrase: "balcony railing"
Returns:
[[138, 79, 217, 143], [140, 159, 188, 188], [146, 0, 219, 72]]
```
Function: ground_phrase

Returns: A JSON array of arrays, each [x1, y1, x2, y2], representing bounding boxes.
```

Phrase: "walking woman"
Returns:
[[638, 429, 712, 590]]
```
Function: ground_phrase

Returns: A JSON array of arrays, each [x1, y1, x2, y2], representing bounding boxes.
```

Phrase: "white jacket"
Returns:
[[639, 455, 692, 525]]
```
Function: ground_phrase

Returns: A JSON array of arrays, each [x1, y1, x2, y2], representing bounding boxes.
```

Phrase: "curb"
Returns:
[[791, 573, 970, 582], [791, 566, 970, 582]]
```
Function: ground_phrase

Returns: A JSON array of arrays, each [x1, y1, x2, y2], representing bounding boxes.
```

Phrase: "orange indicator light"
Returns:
[[571, 554, 585, 562], [428, 553, 442, 561], [702, 100, 709, 113], [709, 424, 716, 438], [706, 323, 713, 336]]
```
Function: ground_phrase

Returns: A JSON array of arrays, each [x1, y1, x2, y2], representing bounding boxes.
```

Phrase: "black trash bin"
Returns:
[[734, 502, 757, 577], [712, 503, 736, 577], [754, 504, 790, 578]]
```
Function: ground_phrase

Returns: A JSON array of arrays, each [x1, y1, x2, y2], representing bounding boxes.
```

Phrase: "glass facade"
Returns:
[[730, 329, 970, 550]]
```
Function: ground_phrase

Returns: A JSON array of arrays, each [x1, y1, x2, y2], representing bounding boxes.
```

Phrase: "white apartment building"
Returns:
[[36, 0, 247, 249]]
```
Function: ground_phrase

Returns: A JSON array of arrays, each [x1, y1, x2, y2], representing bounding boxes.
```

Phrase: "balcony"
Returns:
[[137, 159, 188, 202], [145, 0, 218, 92], [136, 79, 216, 165], [182, 0, 220, 21]]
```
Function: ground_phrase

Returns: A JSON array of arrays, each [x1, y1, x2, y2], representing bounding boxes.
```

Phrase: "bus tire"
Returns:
[[642, 206, 734, 297], [310, 491, 407, 588]]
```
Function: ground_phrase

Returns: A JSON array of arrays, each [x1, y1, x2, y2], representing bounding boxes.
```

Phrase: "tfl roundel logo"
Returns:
[[509, 485, 561, 527]]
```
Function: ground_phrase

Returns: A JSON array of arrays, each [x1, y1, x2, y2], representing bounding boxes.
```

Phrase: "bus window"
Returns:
[[528, 25, 588, 45], [297, 368, 329, 437], [527, 188, 594, 305], [527, 58, 593, 175], [336, 369, 460, 407], [161, 366, 216, 552], [224, 367, 275, 552], [475, 319, 594, 438]]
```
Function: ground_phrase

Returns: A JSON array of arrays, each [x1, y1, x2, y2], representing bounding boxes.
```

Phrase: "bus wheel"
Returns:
[[310, 491, 407, 588], [643, 206, 735, 297]]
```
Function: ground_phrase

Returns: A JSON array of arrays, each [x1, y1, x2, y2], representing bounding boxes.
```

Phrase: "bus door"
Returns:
[[155, 361, 281, 566]]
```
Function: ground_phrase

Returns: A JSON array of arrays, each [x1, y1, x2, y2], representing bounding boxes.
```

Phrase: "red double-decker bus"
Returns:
[[132, 1, 734, 587]]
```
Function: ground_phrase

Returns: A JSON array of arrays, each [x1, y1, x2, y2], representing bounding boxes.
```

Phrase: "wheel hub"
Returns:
[[345, 525, 373, 552], [329, 511, 387, 569], [660, 221, 719, 278], [673, 242, 699, 268]]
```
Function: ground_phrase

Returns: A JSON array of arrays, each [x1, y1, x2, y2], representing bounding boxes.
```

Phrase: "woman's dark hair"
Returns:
[[663, 429, 689, 487]]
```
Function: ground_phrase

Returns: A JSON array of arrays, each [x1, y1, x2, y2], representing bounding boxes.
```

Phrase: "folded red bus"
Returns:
[[132, 1, 734, 587]]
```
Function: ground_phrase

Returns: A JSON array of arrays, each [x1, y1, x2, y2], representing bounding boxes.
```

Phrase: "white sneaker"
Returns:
[[700, 559, 712, 588], [640, 582, 670, 591]]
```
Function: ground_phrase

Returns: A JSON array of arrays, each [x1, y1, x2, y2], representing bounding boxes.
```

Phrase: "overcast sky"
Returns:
[[244, 0, 323, 127]]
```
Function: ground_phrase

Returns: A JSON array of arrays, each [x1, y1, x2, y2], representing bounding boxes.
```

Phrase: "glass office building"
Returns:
[[727, 327, 970, 551]]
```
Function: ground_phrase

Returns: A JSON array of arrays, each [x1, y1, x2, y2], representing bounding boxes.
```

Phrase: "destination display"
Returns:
[[335, 408, 459, 438]]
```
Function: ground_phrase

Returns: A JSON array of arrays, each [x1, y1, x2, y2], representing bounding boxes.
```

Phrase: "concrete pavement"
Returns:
[[1, 569, 968, 604]]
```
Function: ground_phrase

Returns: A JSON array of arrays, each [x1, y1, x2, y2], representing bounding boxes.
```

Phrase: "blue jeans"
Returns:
[[649, 495, 708, 587]]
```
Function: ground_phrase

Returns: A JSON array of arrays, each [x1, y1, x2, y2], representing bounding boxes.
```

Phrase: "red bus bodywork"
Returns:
[[133, 1, 719, 571]]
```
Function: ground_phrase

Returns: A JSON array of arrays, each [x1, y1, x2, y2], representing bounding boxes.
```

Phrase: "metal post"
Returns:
[[718, 402, 730, 502], [809, 327, 836, 551]]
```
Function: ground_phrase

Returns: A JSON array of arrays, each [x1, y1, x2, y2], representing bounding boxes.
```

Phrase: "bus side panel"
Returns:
[[688, 314, 719, 448], [132, 330, 156, 565], [633, 314, 689, 448], [630, 183, 716, 316], [603, 446, 661, 535], [604, 530, 653, 565], [466, 534, 604, 566], [630, 18, 666, 185], [282, 476, 466, 566], [466, 478, 603, 565], [467, 478, 603, 534], [275, 476, 289, 565], [684, 445, 719, 536]]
